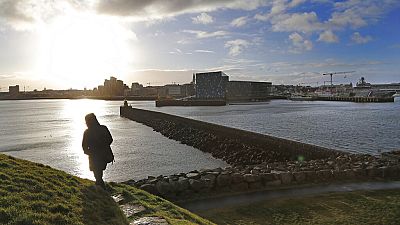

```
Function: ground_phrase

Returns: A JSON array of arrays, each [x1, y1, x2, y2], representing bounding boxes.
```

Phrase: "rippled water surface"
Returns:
[[0, 99, 228, 182], [1, 98, 399, 182], [133, 98, 400, 155]]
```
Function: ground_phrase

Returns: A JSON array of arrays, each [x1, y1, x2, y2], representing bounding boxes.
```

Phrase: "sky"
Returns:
[[0, 0, 399, 90]]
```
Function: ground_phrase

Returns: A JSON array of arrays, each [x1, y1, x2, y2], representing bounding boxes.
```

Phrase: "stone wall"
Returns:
[[123, 154, 400, 201], [120, 106, 346, 165]]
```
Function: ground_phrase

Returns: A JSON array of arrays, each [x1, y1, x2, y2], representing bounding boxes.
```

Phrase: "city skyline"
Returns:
[[0, 0, 399, 91]]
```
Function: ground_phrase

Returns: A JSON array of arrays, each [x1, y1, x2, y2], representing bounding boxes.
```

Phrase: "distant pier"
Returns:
[[155, 99, 226, 107], [316, 96, 394, 103]]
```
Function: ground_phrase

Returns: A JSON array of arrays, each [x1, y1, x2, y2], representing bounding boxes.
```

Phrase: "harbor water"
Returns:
[[0, 98, 399, 182]]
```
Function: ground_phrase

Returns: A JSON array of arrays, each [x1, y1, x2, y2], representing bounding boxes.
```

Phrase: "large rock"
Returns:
[[200, 178, 214, 190], [168, 180, 180, 193], [186, 172, 200, 179], [216, 174, 232, 186], [133, 216, 168, 225], [140, 184, 158, 195], [201, 173, 217, 184], [156, 181, 172, 195], [189, 179, 204, 191], [244, 174, 261, 183], [177, 177, 190, 191]]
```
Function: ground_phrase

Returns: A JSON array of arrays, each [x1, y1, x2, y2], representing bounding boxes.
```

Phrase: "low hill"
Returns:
[[0, 154, 213, 225]]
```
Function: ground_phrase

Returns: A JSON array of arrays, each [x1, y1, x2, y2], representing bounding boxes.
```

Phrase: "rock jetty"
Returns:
[[120, 106, 345, 165], [120, 106, 400, 202], [123, 154, 400, 201]]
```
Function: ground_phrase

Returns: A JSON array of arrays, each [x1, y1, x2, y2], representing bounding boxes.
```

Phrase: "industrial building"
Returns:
[[227, 81, 272, 101]]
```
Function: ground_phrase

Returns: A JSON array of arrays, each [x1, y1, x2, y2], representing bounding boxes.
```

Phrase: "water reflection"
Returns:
[[62, 99, 107, 179]]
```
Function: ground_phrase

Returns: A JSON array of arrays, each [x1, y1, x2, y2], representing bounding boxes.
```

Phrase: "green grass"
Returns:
[[0, 154, 213, 225], [111, 184, 214, 225], [199, 189, 400, 225]]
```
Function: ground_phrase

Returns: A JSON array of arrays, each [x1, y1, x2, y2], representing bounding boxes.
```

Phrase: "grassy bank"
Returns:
[[199, 188, 400, 224], [0, 154, 213, 225]]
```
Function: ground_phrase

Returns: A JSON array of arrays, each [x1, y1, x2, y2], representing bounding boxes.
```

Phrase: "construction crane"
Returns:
[[322, 71, 355, 87]]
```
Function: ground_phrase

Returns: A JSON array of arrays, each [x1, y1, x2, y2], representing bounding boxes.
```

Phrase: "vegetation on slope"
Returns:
[[199, 189, 400, 225], [0, 154, 213, 225]]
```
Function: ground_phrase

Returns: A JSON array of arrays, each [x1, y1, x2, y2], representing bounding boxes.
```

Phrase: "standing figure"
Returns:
[[82, 113, 114, 189]]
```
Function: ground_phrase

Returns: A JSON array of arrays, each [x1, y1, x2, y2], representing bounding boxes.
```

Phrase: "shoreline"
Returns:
[[119, 105, 400, 202], [0, 96, 157, 101]]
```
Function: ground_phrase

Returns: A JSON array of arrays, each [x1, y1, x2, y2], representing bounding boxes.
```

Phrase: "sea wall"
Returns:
[[123, 154, 400, 201], [120, 105, 346, 166]]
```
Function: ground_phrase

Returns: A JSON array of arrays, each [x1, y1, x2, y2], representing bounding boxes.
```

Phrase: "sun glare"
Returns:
[[62, 99, 108, 179], [37, 14, 134, 89]]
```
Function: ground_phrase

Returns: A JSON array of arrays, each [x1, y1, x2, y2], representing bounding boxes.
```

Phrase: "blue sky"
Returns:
[[0, 0, 399, 90]]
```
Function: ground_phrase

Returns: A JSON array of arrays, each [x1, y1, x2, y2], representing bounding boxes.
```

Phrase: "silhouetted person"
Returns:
[[82, 113, 114, 189]]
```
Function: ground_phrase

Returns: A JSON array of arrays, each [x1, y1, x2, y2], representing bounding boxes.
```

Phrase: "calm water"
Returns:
[[1, 99, 399, 182], [0, 99, 228, 182], [133, 98, 400, 155]]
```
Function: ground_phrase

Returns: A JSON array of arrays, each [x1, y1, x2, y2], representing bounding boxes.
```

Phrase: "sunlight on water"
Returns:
[[61, 99, 107, 179]]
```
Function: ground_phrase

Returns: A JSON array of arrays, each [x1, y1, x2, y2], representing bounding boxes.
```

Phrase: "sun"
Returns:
[[37, 14, 134, 89]]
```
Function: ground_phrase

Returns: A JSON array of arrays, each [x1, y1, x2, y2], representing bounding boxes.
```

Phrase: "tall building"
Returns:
[[195, 71, 229, 99], [131, 82, 144, 96], [100, 76, 127, 96]]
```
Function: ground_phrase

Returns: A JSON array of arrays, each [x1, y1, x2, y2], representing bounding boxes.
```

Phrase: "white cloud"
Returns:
[[328, 0, 400, 29], [96, 0, 268, 21], [351, 32, 372, 44], [254, 0, 306, 22], [288, 32, 313, 53], [254, 0, 400, 34], [271, 12, 323, 33], [0, 0, 90, 30], [230, 16, 248, 27], [318, 30, 339, 43], [192, 12, 213, 24], [224, 39, 250, 57], [183, 30, 229, 39], [195, 50, 215, 53]]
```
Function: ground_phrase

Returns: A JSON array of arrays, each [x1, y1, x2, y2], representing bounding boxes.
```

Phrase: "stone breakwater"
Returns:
[[120, 106, 346, 165], [123, 154, 400, 201]]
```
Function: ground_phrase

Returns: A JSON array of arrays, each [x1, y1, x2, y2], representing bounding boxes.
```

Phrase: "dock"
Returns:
[[155, 99, 226, 107], [316, 96, 394, 103]]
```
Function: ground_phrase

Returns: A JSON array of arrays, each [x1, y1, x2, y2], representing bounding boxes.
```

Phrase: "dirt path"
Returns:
[[180, 181, 400, 212]]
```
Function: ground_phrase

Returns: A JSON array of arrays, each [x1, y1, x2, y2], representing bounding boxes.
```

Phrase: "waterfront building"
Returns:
[[227, 81, 272, 101], [9, 85, 20, 96], [100, 76, 128, 96], [131, 82, 144, 96], [195, 71, 229, 99], [165, 84, 182, 97], [181, 83, 195, 97]]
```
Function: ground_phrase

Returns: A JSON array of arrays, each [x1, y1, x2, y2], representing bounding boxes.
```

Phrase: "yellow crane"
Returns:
[[322, 71, 355, 87]]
